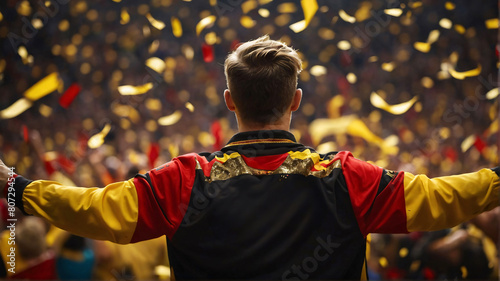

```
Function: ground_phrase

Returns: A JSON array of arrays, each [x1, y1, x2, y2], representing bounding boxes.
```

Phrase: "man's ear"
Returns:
[[224, 89, 236, 112], [290, 89, 302, 112]]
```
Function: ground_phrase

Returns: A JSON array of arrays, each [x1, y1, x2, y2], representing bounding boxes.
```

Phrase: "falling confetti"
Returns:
[[370, 92, 418, 115], [171, 16, 183, 37], [384, 8, 403, 17], [449, 64, 482, 80], [338, 10, 356, 23], [158, 110, 182, 126], [24, 72, 62, 101], [185, 102, 195, 112], [149, 40, 160, 54], [486, 88, 499, 100], [146, 13, 166, 30], [202, 43, 214, 63], [240, 16, 256, 28], [289, 0, 318, 33], [59, 83, 81, 108], [120, 8, 130, 25], [196, 15, 216, 36], [118, 82, 154, 95], [485, 18, 499, 29], [241, 0, 258, 14], [88, 124, 111, 149], [146, 57, 166, 73], [310, 65, 327, 76], [0, 98, 33, 119]]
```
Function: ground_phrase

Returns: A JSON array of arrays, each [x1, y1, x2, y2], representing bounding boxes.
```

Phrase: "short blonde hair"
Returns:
[[224, 36, 302, 124]]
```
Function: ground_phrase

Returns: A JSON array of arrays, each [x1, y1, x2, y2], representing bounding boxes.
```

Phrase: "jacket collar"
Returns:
[[224, 130, 297, 147]]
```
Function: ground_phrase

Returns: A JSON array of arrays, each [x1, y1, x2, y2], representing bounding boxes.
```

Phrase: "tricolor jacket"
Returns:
[[10, 130, 500, 279]]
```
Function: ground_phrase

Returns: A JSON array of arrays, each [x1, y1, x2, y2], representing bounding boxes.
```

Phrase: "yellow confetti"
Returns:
[[168, 144, 179, 158], [148, 40, 160, 54], [112, 104, 140, 123], [454, 24, 466, 34], [24, 72, 61, 101], [158, 110, 182, 126], [439, 18, 453, 29], [461, 134, 476, 152], [145, 98, 162, 111], [384, 8, 403, 17], [241, 0, 258, 14], [354, 2, 372, 22], [146, 57, 166, 73], [339, 10, 356, 23], [258, 0, 273, 4], [258, 8, 270, 18], [381, 62, 396, 72], [427, 30, 440, 44], [171, 16, 183, 37], [379, 257, 389, 268], [88, 124, 111, 149], [486, 88, 499, 100], [310, 65, 327, 76], [370, 91, 418, 115], [146, 13, 165, 30], [399, 247, 409, 258], [0, 98, 33, 119], [449, 64, 482, 80], [205, 32, 217, 45], [39, 104, 53, 117], [198, 132, 215, 147], [414, 42, 430, 53], [185, 102, 195, 112], [289, 0, 318, 33], [337, 40, 351, 50], [409, 1, 422, 9], [445, 2, 455, 10], [196, 15, 216, 36], [240, 16, 256, 28], [277, 3, 297, 13], [118, 82, 153, 95], [346, 73, 357, 84], [461, 266, 468, 278], [485, 18, 499, 29], [0, 11, 3, 22], [120, 8, 130, 25]]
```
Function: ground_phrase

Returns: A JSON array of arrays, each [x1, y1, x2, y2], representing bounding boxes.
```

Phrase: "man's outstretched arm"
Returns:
[[0, 157, 189, 244]]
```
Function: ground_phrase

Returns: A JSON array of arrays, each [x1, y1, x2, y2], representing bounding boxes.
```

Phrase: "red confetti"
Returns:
[[59, 83, 81, 108], [57, 154, 76, 175], [202, 43, 214, 63], [148, 143, 160, 168], [211, 120, 223, 151], [474, 135, 486, 152], [22, 125, 29, 142]]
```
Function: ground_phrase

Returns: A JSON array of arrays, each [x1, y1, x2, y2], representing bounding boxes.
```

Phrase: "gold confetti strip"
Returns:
[[337, 40, 351, 50], [379, 257, 389, 268], [339, 9, 356, 23], [145, 98, 162, 111], [24, 72, 61, 101], [454, 24, 465, 34], [39, 104, 53, 117], [112, 104, 140, 123], [445, 2, 455, 10], [310, 65, 327, 76], [198, 132, 215, 147], [196, 15, 216, 36], [384, 8, 403, 17], [146, 13, 165, 30], [88, 124, 111, 149], [240, 16, 256, 28], [185, 102, 195, 112], [427, 30, 440, 44], [346, 73, 357, 84], [171, 16, 183, 37], [118, 82, 153, 95], [258, 0, 273, 4], [120, 8, 130, 25], [399, 247, 409, 258], [409, 1, 422, 9], [158, 110, 182, 126], [439, 18, 453, 29], [486, 88, 499, 100], [354, 2, 372, 22], [461, 266, 467, 278], [205, 32, 217, 45], [461, 134, 476, 152], [146, 57, 166, 73], [449, 64, 482, 80], [148, 40, 160, 54], [0, 11, 3, 22], [485, 18, 499, 29], [370, 92, 418, 115], [414, 42, 430, 53], [258, 8, 270, 18], [0, 98, 33, 119], [241, 0, 258, 14], [381, 62, 395, 72], [289, 0, 318, 33]]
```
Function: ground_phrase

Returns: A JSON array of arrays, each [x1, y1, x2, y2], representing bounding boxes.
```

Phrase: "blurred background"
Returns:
[[0, 0, 498, 279]]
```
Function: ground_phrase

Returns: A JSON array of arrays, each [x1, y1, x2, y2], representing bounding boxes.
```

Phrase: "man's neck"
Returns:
[[238, 123, 290, 132]]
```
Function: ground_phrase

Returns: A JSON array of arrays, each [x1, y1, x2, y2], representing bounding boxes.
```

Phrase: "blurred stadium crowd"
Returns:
[[0, 0, 499, 279]]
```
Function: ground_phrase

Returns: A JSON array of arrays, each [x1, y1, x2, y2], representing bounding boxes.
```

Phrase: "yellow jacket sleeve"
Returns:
[[404, 168, 500, 232], [21, 179, 139, 244]]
